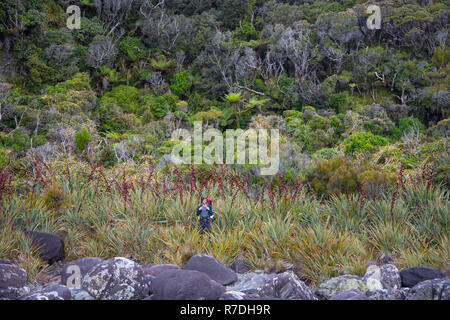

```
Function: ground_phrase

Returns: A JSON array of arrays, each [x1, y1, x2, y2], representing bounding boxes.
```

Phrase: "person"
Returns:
[[197, 197, 214, 234]]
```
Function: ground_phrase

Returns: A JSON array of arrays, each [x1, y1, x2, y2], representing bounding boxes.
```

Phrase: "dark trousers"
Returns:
[[198, 218, 212, 234]]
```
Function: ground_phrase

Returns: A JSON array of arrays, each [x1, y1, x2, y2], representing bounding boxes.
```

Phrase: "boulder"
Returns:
[[258, 271, 317, 300], [24, 231, 65, 264], [366, 288, 410, 300], [219, 290, 280, 300], [70, 288, 95, 300], [363, 264, 401, 291], [149, 269, 225, 300], [314, 275, 368, 299], [143, 264, 180, 277], [184, 254, 238, 286], [380, 264, 401, 290], [21, 284, 72, 300], [405, 277, 450, 300], [400, 267, 446, 288], [363, 265, 383, 290], [329, 289, 368, 300], [61, 257, 103, 288], [226, 270, 276, 295], [220, 290, 247, 300], [0, 264, 28, 299], [82, 257, 148, 300]]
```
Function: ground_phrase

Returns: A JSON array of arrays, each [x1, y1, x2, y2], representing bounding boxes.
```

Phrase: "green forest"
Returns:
[[0, 0, 448, 289]]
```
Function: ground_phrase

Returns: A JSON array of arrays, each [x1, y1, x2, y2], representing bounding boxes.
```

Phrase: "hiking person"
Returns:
[[197, 197, 214, 234]]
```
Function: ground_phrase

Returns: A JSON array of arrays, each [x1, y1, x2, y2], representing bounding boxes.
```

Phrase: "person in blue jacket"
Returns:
[[197, 197, 214, 234]]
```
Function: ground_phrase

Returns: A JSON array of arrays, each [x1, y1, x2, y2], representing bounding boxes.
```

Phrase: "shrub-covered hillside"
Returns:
[[0, 0, 448, 175], [0, 0, 448, 287]]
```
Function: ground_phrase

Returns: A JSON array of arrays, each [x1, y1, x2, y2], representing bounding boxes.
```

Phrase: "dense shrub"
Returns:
[[434, 157, 450, 189], [1, 129, 31, 153], [308, 157, 360, 197], [100, 85, 140, 113], [344, 132, 388, 155], [74, 127, 92, 152], [169, 71, 191, 97], [119, 37, 147, 62], [390, 117, 426, 139]]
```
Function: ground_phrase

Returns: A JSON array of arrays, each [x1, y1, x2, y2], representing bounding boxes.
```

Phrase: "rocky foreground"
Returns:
[[0, 232, 448, 300]]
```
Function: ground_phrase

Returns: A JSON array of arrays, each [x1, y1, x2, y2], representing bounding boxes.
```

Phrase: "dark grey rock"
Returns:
[[70, 288, 95, 300], [366, 288, 410, 300], [363, 265, 383, 290], [82, 257, 148, 300], [21, 284, 72, 300], [380, 264, 401, 290], [143, 264, 180, 277], [405, 277, 450, 300], [400, 267, 446, 288], [149, 269, 225, 300], [329, 289, 368, 300], [219, 290, 280, 300], [258, 271, 317, 300], [226, 270, 276, 294], [60, 257, 103, 288], [220, 291, 249, 300], [24, 231, 65, 264], [184, 254, 238, 286], [314, 275, 368, 299], [0, 264, 28, 299]]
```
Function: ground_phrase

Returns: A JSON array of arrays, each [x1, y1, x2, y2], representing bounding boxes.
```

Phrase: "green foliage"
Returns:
[[26, 55, 55, 88], [119, 37, 147, 61], [169, 71, 191, 97], [344, 132, 388, 155], [147, 93, 179, 119], [432, 46, 450, 67], [100, 85, 140, 113], [74, 127, 92, 152], [223, 92, 242, 104], [32, 134, 47, 147], [385, 4, 438, 26], [1, 129, 30, 153], [390, 117, 425, 139], [150, 54, 176, 71], [308, 157, 360, 197], [233, 16, 259, 41], [46, 73, 92, 95], [312, 148, 338, 160], [74, 17, 103, 44], [329, 91, 350, 112]]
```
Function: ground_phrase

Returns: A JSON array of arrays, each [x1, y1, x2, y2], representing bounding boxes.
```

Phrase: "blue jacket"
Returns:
[[197, 204, 214, 220]]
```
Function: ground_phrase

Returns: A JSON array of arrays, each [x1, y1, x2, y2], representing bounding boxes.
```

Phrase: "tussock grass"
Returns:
[[0, 158, 448, 286]]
